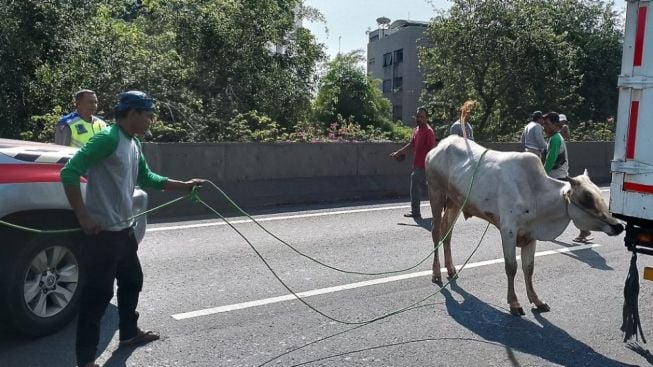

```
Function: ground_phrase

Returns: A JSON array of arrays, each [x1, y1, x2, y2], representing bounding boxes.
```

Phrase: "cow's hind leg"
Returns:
[[429, 191, 446, 285], [440, 200, 459, 280], [500, 228, 524, 316], [522, 240, 550, 312]]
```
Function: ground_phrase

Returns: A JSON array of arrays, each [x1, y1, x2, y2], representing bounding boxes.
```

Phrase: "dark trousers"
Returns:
[[410, 169, 427, 215], [76, 228, 143, 366]]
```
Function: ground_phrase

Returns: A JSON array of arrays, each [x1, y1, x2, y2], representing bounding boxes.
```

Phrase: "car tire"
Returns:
[[2, 233, 84, 337]]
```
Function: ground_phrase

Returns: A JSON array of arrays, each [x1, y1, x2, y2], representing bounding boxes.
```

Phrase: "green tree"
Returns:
[[0, 0, 83, 138], [420, 0, 622, 141], [2, 0, 326, 142], [312, 50, 392, 129]]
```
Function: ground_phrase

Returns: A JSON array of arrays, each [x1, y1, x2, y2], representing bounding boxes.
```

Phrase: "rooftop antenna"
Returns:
[[376, 16, 391, 38]]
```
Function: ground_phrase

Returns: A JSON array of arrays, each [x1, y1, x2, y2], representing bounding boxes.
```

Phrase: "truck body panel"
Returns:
[[610, 0, 653, 223]]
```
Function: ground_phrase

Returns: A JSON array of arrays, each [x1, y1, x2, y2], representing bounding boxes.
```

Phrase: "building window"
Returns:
[[393, 77, 403, 92], [383, 52, 393, 67], [394, 49, 404, 64], [382, 79, 392, 93], [393, 105, 403, 122]]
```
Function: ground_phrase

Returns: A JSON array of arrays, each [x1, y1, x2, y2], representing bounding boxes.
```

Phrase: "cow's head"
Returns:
[[564, 170, 624, 236]]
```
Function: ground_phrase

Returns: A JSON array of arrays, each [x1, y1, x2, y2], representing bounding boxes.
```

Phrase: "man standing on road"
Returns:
[[557, 113, 571, 140], [541, 112, 568, 179], [521, 111, 547, 159], [60, 91, 207, 367], [390, 107, 436, 218], [449, 100, 477, 140], [55, 89, 107, 147]]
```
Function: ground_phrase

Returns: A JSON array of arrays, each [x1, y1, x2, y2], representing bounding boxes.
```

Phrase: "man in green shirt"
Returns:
[[542, 112, 569, 179], [61, 91, 206, 367]]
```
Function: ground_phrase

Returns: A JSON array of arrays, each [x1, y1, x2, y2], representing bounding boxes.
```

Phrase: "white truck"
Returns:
[[610, 0, 653, 341], [611, 0, 653, 260]]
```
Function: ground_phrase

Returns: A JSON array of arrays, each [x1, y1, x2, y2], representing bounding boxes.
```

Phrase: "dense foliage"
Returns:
[[420, 0, 622, 141], [1, 0, 623, 143], [1, 0, 331, 141], [312, 51, 393, 129]]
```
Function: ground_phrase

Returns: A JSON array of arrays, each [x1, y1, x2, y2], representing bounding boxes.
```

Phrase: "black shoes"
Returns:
[[403, 212, 422, 218]]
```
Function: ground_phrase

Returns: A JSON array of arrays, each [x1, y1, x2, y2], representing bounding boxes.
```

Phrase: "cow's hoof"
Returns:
[[532, 303, 551, 313], [432, 275, 443, 286], [447, 270, 458, 280], [510, 307, 525, 316]]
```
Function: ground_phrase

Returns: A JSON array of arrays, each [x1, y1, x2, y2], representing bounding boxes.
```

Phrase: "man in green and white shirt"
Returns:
[[541, 112, 568, 179], [61, 91, 206, 367]]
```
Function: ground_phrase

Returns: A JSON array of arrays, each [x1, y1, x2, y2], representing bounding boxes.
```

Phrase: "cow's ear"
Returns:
[[583, 169, 589, 177]]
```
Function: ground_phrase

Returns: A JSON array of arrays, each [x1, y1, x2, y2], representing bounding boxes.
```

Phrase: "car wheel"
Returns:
[[2, 233, 84, 337]]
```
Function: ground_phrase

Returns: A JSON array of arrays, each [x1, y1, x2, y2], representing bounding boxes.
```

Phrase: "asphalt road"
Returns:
[[2, 190, 653, 367]]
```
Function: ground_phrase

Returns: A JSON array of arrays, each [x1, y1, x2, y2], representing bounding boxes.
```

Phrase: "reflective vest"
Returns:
[[59, 112, 107, 147]]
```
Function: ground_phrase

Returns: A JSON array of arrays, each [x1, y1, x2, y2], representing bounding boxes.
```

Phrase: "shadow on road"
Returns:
[[441, 281, 635, 367], [551, 239, 613, 271], [102, 344, 136, 367], [0, 304, 119, 367], [396, 216, 432, 232], [626, 342, 653, 364]]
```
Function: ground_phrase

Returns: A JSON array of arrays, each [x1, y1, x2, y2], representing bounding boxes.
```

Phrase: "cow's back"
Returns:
[[426, 136, 546, 223]]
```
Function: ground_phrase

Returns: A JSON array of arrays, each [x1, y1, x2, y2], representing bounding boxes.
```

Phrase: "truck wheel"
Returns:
[[2, 233, 84, 337]]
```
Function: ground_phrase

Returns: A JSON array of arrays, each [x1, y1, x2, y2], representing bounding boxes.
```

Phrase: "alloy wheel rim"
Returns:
[[23, 246, 79, 318]]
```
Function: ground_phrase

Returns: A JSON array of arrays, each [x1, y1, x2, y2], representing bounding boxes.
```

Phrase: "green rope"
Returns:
[[197, 195, 491, 325], [0, 149, 488, 277], [0, 148, 491, 326], [189, 149, 491, 325], [0, 195, 187, 234], [201, 149, 489, 276]]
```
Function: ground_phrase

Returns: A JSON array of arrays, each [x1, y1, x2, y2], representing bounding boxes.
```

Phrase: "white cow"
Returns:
[[426, 136, 624, 315]]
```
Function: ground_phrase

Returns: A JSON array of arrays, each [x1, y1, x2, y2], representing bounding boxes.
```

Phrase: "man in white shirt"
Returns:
[[520, 110, 547, 158]]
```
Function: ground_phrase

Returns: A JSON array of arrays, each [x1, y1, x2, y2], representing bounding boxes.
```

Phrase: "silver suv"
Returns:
[[0, 138, 148, 337]]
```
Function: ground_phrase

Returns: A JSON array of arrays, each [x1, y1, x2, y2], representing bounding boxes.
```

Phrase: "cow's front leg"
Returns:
[[522, 240, 550, 312], [501, 229, 523, 316]]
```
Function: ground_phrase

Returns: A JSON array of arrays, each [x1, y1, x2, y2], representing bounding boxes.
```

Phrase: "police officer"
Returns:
[[55, 89, 107, 147]]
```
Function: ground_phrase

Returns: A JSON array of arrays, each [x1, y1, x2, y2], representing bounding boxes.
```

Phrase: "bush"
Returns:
[[20, 107, 63, 143], [285, 116, 412, 143]]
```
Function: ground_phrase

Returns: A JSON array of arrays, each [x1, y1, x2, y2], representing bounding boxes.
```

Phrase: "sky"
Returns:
[[303, 0, 451, 60], [303, 1, 626, 61]]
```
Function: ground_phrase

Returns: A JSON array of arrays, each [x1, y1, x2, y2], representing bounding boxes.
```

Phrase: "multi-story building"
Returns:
[[367, 19, 429, 126]]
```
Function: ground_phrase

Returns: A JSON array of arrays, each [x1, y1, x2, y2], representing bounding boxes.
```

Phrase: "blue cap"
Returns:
[[114, 91, 155, 113]]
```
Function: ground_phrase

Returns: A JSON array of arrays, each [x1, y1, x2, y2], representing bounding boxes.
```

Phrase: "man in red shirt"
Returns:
[[390, 107, 437, 218]]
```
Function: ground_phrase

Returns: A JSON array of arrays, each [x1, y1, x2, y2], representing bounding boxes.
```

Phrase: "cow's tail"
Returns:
[[621, 252, 647, 343]]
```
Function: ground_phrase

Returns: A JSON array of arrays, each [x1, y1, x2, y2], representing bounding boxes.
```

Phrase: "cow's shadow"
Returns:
[[0, 304, 120, 367], [440, 281, 635, 367], [550, 239, 613, 271]]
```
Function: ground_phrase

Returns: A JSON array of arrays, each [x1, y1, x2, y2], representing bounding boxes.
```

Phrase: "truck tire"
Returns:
[[2, 232, 84, 337]]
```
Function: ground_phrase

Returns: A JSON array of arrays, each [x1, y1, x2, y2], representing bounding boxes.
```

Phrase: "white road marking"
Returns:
[[148, 203, 425, 232], [171, 243, 600, 320], [150, 188, 611, 233]]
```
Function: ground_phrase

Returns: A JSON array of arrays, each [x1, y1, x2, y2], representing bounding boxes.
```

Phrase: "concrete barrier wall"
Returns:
[[142, 141, 614, 219]]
